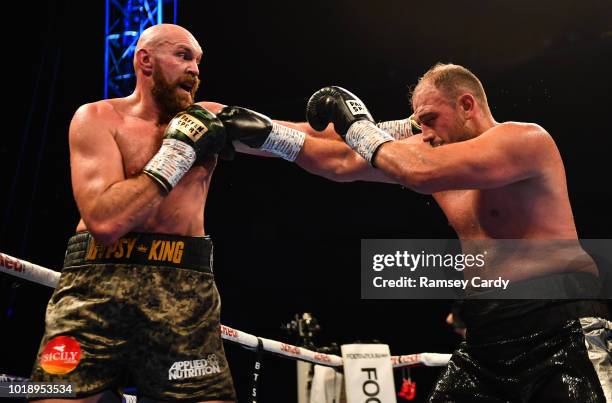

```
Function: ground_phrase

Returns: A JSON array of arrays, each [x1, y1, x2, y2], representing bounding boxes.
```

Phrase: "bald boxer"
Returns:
[[30, 24, 239, 402], [221, 63, 611, 402]]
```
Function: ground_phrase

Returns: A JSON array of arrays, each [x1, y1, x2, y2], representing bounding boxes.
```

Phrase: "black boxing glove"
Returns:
[[306, 86, 394, 164], [218, 106, 305, 161], [218, 140, 236, 161], [306, 86, 375, 135], [143, 105, 226, 193]]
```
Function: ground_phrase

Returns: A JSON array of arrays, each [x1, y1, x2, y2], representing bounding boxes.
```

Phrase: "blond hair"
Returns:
[[412, 63, 489, 109]]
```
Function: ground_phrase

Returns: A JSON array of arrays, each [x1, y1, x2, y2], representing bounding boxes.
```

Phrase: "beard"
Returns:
[[151, 67, 200, 123]]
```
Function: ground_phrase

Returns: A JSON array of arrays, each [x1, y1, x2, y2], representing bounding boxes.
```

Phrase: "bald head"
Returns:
[[133, 24, 202, 72]]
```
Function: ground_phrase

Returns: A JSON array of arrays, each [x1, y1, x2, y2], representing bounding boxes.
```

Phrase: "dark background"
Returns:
[[1, 0, 611, 401]]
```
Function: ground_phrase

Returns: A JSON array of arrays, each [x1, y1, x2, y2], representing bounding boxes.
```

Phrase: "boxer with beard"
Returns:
[[29, 24, 235, 402], [28, 19, 340, 400], [151, 64, 200, 123]]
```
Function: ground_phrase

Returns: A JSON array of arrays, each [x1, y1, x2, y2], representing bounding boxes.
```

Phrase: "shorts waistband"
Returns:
[[63, 231, 213, 274], [463, 299, 610, 343]]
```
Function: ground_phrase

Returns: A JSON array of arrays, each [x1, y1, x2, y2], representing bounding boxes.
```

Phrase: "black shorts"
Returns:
[[30, 232, 236, 401], [429, 294, 610, 402]]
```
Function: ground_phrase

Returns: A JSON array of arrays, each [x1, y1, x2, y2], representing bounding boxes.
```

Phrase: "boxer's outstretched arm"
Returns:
[[197, 101, 394, 183], [231, 117, 397, 183], [70, 103, 165, 244], [290, 122, 397, 183], [373, 122, 556, 193], [232, 120, 396, 183]]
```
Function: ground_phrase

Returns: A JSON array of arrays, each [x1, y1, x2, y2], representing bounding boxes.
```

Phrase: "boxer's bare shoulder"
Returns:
[[72, 98, 126, 128], [196, 100, 225, 114]]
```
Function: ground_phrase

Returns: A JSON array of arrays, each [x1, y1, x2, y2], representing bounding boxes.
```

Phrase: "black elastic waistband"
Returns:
[[64, 231, 213, 274], [463, 299, 610, 344]]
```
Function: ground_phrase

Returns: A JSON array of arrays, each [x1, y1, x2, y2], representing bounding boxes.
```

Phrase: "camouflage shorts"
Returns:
[[30, 232, 236, 401]]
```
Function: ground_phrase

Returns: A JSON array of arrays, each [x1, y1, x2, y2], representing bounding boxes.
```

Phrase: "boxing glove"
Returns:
[[218, 106, 305, 161], [144, 105, 226, 193], [307, 86, 394, 164]]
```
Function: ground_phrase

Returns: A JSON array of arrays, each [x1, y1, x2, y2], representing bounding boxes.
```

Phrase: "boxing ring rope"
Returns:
[[0, 251, 451, 370]]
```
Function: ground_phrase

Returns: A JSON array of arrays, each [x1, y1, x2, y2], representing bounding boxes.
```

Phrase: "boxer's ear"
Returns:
[[136, 48, 153, 76], [458, 94, 475, 117]]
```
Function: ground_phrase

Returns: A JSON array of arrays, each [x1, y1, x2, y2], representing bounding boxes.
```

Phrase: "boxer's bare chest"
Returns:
[[110, 114, 216, 229], [113, 117, 166, 177], [433, 182, 540, 239], [112, 115, 216, 177]]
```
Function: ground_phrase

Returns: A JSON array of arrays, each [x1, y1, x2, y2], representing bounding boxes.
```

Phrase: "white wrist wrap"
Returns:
[[260, 122, 306, 161], [376, 118, 414, 140], [345, 120, 394, 164], [143, 138, 196, 192]]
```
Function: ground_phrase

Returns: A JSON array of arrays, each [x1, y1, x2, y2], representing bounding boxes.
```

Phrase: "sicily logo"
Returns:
[[40, 336, 82, 374]]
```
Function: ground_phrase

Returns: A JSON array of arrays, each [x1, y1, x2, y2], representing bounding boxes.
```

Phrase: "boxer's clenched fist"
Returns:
[[144, 105, 226, 193], [218, 106, 305, 161], [307, 86, 394, 164]]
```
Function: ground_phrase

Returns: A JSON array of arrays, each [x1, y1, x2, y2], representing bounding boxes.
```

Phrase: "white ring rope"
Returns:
[[0, 251, 451, 369]]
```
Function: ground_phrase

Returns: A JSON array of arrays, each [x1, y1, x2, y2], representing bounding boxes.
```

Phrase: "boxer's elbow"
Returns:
[[397, 168, 438, 194], [87, 219, 124, 245], [327, 161, 359, 182], [299, 152, 359, 183], [328, 152, 369, 182], [306, 163, 355, 183]]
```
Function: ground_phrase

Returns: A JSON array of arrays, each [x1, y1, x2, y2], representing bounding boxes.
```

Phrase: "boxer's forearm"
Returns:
[[81, 174, 164, 244], [230, 122, 358, 180], [372, 141, 437, 193], [226, 112, 392, 182], [295, 136, 362, 182], [272, 121, 392, 183]]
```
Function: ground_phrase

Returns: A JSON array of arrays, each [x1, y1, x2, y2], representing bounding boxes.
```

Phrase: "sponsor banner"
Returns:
[[341, 344, 395, 403], [362, 239, 612, 299]]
